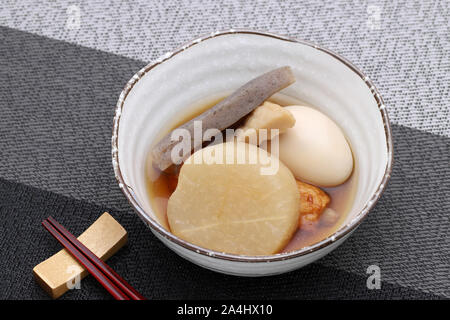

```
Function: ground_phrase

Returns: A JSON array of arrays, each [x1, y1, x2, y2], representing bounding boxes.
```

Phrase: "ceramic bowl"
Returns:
[[112, 30, 393, 276]]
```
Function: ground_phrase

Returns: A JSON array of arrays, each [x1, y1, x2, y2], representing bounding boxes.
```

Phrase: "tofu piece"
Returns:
[[236, 101, 296, 144], [296, 180, 330, 228], [167, 142, 299, 255], [33, 213, 127, 299]]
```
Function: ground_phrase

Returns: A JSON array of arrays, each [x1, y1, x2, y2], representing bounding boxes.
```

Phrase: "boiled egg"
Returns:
[[278, 106, 353, 187]]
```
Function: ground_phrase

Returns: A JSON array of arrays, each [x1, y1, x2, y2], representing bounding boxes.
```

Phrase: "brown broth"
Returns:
[[146, 93, 358, 253]]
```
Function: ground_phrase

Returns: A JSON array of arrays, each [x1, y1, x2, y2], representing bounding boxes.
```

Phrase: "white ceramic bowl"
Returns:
[[112, 30, 393, 276]]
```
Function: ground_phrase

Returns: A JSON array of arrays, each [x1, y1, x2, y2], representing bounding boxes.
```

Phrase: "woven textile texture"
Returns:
[[0, 0, 449, 299], [1, 0, 449, 136]]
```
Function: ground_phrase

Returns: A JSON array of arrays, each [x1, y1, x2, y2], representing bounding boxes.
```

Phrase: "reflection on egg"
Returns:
[[278, 106, 353, 187]]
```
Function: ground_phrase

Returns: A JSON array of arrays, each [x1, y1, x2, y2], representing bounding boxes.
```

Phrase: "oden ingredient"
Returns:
[[236, 101, 295, 144], [297, 180, 330, 219], [151, 67, 295, 171], [296, 180, 330, 228], [279, 106, 353, 187], [167, 142, 299, 255]]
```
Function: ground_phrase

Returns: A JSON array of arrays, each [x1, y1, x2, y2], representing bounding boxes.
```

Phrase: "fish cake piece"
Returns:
[[296, 180, 330, 227], [236, 101, 296, 144]]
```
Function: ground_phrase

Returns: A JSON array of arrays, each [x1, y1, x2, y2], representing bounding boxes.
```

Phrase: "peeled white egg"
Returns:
[[277, 106, 353, 187]]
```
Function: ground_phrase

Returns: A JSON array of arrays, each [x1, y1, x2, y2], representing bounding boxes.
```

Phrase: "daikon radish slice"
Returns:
[[167, 142, 299, 255]]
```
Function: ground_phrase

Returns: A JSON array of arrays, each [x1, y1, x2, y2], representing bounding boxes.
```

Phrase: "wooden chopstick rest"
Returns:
[[33, 212, 127, 299]]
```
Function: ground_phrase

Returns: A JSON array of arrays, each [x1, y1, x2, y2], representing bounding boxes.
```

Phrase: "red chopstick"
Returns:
[[46, 216, 146, 300], [42, 217, 146, 300], [42, 220, 128, 300]]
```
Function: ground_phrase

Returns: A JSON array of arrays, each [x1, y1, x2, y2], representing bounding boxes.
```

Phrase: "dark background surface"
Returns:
[[0, 15, 449, 300]]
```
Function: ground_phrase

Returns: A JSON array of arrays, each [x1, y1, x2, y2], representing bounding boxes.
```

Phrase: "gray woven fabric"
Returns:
[[1, 0, 449, 136], [0, 25, 140, 211]]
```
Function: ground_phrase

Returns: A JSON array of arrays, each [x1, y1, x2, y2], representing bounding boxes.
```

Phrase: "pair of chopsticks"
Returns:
[[42, 216, 146, 300]]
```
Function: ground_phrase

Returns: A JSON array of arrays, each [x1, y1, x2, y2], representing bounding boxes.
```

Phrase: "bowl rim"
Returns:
[[112, 29, 394, 263]]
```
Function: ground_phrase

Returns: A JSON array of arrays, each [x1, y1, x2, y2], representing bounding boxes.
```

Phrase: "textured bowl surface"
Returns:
[[112, 30, 393, 276]]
